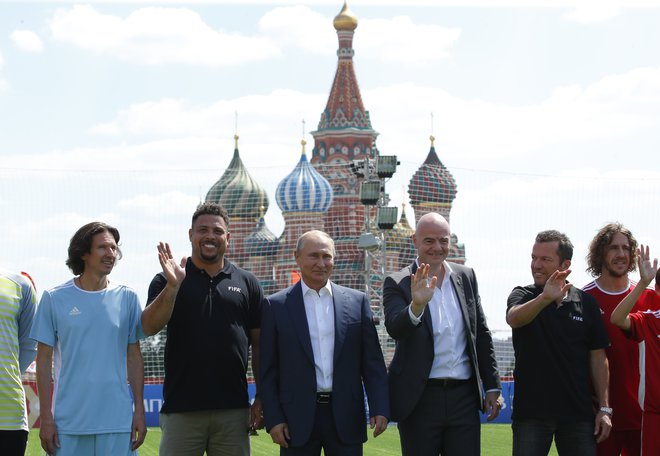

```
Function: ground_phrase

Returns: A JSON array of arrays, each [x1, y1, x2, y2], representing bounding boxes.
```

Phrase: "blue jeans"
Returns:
[[512, 418, 596, 456]]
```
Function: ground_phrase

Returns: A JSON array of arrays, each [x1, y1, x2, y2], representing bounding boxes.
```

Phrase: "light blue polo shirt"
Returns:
[[30, 279, 144, 435]]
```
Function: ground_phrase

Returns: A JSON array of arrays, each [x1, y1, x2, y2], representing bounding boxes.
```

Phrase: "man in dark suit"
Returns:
[[384, 212, 502, 456], [260, 230, 390, 456]]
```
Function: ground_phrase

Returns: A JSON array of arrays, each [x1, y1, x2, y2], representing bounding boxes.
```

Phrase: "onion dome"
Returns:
[[409, 135, 457, 205], [333, 1, 358, 31], [205, 135, 269, 219], [244, 207, 279, 256], [276, 139, 333, 213]]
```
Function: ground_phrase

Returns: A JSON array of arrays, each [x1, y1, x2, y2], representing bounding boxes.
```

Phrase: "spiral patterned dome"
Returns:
[[205, 135, 269, 219], [409, 136, 457, 205], [276, 141, 333, 213]]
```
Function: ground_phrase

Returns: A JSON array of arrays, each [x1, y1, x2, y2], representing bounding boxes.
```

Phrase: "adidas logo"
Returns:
[[69, 307, 81, 316]]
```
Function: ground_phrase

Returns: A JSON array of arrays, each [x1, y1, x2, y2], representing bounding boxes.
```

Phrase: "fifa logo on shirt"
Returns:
[[228, 286, 242, 293], [572, 315, 583, 322]]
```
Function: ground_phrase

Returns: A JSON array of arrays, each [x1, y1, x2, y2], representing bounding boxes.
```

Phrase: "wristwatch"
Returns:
[[599, 406, 613, 416]]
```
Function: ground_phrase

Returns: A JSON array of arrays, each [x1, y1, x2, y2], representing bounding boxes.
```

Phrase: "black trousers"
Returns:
[[398, 381, 481, 456], [281, 402, 362, 456], [0, 430, 29, 456]]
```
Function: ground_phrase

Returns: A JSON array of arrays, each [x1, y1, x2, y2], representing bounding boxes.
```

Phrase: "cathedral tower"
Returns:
[[310, 1, 379, 287]]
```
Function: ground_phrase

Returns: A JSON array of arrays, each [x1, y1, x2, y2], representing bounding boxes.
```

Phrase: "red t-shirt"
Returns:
[[628, 291, 660, 414], [583, 281, 660, 430]]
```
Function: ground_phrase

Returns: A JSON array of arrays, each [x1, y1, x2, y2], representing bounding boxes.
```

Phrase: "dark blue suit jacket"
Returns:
[[260, 281, 390, 447], [384, 262, 501, 422]]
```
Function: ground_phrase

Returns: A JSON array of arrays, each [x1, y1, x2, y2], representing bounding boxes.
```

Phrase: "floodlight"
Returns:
[[359, 181, 380, 205], [376, 155, 399, 178], [377, 206, 398, 229], [357, 233, 380, 251]]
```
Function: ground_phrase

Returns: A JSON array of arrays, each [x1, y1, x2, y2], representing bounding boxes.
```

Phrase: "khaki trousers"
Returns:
[[159, 408, 250, 456]]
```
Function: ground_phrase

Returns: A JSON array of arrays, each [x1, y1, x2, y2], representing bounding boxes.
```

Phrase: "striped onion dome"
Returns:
[[276, 140, 333, 213], [244, 209, 279, 256], [409, 136, 457, 205], [205, 135, 269, 219]]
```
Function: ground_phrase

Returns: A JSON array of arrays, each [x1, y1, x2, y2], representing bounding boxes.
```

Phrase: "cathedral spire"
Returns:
[[313, 1, 372, 134]]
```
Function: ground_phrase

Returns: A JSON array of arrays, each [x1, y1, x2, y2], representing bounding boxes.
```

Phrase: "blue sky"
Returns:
[[1, 1, 659, 333]]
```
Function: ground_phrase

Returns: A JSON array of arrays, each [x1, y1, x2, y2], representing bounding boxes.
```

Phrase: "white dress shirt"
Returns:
[[301, 279, 335, 392], [409, 260, 472, 380]]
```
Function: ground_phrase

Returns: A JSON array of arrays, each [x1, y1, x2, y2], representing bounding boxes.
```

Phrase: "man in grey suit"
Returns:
[[384, 212, 502, 456], [260, 230, 389, 456]]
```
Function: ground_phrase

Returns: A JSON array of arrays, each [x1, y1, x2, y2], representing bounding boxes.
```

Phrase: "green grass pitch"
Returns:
[[27, 424, 558, 455]]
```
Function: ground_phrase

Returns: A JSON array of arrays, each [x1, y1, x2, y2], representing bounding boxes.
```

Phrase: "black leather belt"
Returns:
[[427, 378, 470, 388], [316, 392, 332, 404]]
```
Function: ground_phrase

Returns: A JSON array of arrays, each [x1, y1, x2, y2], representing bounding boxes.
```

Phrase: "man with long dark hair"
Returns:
[[31, 222, 147, 456], [583, 223, 660, 456]]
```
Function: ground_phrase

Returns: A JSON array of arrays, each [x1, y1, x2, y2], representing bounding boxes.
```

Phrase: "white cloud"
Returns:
[[89, 90, 326, 141], [258, 6, 460, 62], [258, 5, 335, 55], [10, 30, 44, 53], [82, 64, 660, 176], [119, 191, 200, 217], [358, 16, 460, 62], [0, 49, 7, 91], [364, 65, 660, 165], [581, 67, 660, 104], [562, 2, 621, 23], [49, 5, 281, 65], [0, 137, 225, 171]]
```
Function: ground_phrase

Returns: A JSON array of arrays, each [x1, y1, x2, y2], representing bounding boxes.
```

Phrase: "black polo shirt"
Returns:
[[147, 258, 264, 413], [507, 284, 609, 421]]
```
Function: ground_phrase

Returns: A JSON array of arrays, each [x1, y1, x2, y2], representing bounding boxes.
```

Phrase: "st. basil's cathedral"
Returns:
[[204, 2, 465, 355]]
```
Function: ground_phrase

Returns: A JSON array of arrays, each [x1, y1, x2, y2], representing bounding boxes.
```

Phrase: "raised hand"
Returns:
[[542, 269, 572, 304], [157, 242, 186, 288], [637, 244, 658, 286], [410, 263, 438, 316]]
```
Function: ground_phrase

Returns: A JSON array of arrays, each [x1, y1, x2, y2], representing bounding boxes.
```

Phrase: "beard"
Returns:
[[196, 241, 224, 263], [604, 263, 628, 278], [200, 251, 220, 262]]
